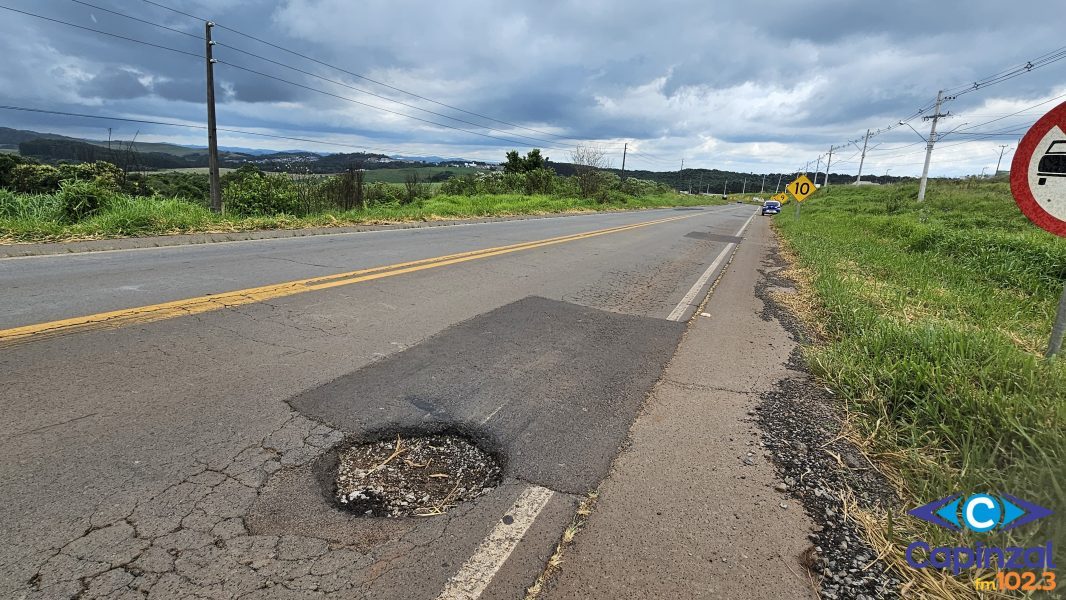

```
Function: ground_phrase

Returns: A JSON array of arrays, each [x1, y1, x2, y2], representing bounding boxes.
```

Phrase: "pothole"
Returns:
[[334, 434, 502, 517]]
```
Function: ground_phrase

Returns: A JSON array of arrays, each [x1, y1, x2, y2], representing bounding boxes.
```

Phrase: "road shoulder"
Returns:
[[540, 216, 817, 599]]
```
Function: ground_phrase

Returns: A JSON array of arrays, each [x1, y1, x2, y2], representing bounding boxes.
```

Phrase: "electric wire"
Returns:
[[135, 0, 616, 148], [217, 60, 568, 149], [70, 0, 199, 39], [0, 104, 412, 155], [0, 4, 200, 58]]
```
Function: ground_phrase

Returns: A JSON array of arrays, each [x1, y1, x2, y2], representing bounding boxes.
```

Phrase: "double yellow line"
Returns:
[[0, 213, 693, 347]]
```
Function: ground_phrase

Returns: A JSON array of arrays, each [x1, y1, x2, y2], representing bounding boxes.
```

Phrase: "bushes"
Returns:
[[7, 161, 124, 195], [223, 172, 301, 216], [365, 181, 403, 205], [10, 163, 62, 194], [522, 168, 556, 195], [57, 180, 118, 222]]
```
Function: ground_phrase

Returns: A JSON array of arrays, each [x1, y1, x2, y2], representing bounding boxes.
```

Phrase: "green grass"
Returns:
[[0, 190, 728, 243], [773, 180, 1065, 556]]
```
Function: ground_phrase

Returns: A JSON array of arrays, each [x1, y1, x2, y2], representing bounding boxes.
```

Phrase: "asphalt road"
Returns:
[[0, 204, 758, 599]]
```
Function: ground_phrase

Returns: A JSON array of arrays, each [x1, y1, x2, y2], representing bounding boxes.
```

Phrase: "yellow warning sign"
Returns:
[[772, 192, 789, 203], [786, 175, 817, 202]]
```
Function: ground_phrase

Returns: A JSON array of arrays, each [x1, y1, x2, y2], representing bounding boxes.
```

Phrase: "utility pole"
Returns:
[[697, 172, 703, 195], [823, 145, 838, 187], [742, 178, 748, 194], [775, 173, 783, 193], [678, 158, 684, 191], [813, 156, 822, 185], [723, 181, 728, 196], [994, 145, 1009, 177], [855, 129, 871, 184], [760, 174, 766, 193], [205, 21, 222, 213], [918, 90, 951, 202], [620, 143, 627, 180]]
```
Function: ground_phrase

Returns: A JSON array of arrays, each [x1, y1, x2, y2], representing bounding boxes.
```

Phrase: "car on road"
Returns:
[[1038, 140, 1066, 185], [761, 200, 781, 215]]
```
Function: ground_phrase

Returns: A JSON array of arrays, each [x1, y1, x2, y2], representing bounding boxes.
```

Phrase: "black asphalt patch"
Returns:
[[685, 231, 744, 243], [289, 296, 684, 495]]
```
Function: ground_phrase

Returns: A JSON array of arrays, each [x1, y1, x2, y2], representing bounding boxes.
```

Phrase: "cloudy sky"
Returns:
[[1, 0, 1064, 176]]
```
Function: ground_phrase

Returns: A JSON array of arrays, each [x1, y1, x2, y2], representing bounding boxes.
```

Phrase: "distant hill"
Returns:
[[0, 127, 81, 150]]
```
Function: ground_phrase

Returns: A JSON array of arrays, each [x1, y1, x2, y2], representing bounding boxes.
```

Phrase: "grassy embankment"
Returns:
[[0, 190, 737, 244], [773, 180, 1065, 593]]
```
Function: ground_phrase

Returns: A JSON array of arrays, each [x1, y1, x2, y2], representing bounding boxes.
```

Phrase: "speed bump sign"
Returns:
[[786, 175, 816, 202], [1011, 99, 1066, 236]]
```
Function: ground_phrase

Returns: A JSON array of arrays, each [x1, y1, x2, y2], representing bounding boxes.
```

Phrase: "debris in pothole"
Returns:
[[334, 434, 501, 517]]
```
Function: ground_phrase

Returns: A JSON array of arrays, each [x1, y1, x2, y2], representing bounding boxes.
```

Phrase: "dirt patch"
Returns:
[[334, 434, 502, 517]]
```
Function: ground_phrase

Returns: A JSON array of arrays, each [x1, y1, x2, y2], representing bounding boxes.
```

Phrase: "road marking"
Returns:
[[0, 214, 693, 347], [666, 210, 758, 321], [437, 485, 555, 600]]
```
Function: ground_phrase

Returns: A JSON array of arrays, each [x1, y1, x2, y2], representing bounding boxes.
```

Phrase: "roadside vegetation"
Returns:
[[773, 180, 1065, 590], [0, 149, 728, 243]]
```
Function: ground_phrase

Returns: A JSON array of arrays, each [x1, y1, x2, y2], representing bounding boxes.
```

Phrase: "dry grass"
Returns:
[[523, 490, 599, 599]]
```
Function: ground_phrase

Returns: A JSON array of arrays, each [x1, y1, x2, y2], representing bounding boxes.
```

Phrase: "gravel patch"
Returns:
[[755, 243, 903, 600], [334, 434, 501, 517]]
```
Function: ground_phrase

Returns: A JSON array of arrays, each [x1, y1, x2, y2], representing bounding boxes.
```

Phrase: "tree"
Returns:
[[570, 145, 609, 198], [402, 171, 429, 205], [503, 149, 548, 174]]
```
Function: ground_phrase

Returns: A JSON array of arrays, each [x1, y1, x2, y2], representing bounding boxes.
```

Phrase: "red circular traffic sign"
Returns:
[[1011, 100, 1066, 236]]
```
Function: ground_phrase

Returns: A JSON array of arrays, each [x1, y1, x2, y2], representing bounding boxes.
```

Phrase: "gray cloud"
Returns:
[[78, 69, 150, 99], [0, 0, 1062, 175]]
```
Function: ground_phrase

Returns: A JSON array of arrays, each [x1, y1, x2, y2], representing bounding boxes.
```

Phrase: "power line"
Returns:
[[217, 60, 567, 149], [950, 91, 1066, 134], [212, 41, 572, 149], [0, 104, 410, 155], [4, 2, 582, 151], [135, 0, 608, 148], [65, 1, 591, 149], [945, 45, 1066, 98], [0, 4, 201, 58], [137, 0, 204, 22], [69, 0, 198, 39]]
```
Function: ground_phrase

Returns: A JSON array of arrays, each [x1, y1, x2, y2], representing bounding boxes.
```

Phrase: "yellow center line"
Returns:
[[0, 213, 695, 347]]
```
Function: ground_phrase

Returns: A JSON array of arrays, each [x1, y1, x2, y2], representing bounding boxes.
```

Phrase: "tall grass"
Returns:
[[774, 180, 1065, 555], [0, 189, 729, 243]]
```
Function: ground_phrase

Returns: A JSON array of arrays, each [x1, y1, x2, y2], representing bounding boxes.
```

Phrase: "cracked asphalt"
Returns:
[[0, 205, 758, 599]]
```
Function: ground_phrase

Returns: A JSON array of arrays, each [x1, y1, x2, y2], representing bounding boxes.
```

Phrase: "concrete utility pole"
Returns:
[[813, 156, 822, 185], [775, 173, 783, 193], [760, 174, 766, 193], [723, 181, 728, 196], [854, 129, 871, 184], [697, 172, 703, 194], [620, 143, 627, 180], [678, 159, 684, 191], [918, 90, 951, 202], [742, 178, 747, 194], [995, 145, 1009, 176], [822, 145, 839, 187], [205, 21, 222, 213]]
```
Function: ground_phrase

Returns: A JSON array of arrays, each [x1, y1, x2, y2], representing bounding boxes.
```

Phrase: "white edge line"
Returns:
[[437, 484, 555, 600], [666, 209, 758, 321]]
